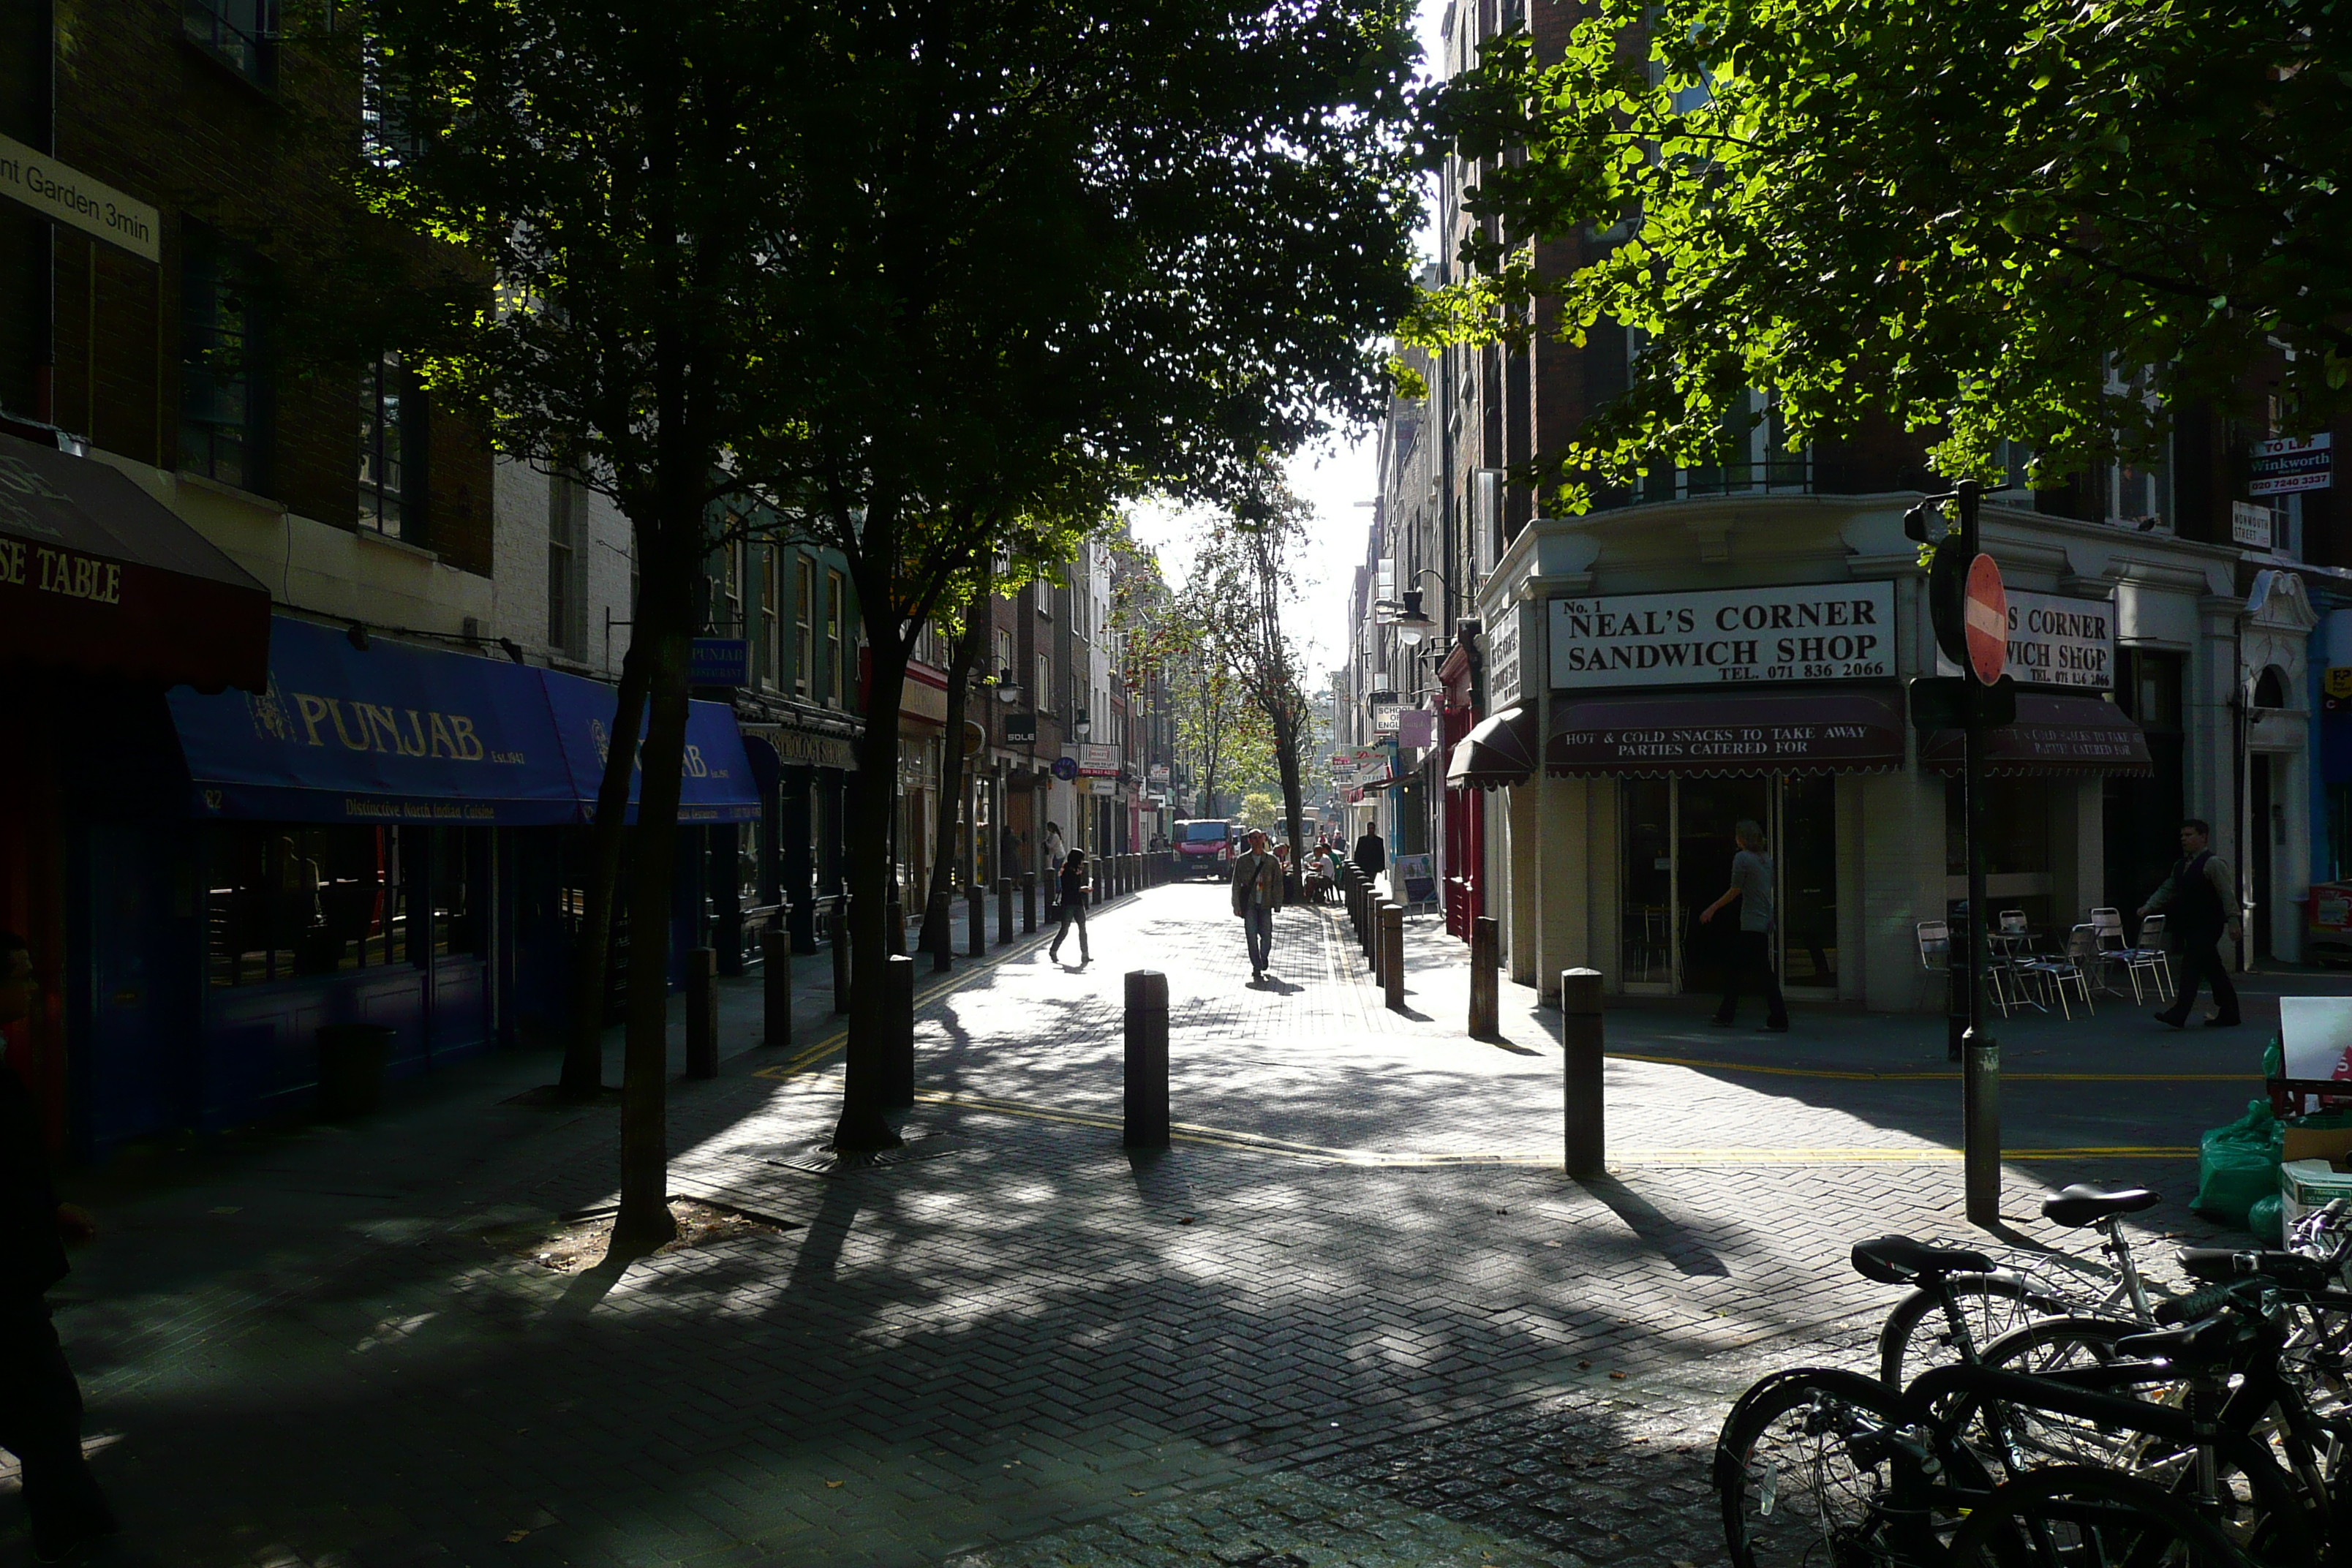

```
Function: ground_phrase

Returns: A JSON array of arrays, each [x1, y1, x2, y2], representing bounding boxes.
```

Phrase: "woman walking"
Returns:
[[1049, 849, 1091, 966]]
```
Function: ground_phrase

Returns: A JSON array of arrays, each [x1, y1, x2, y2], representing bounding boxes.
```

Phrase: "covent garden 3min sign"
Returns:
[[1549, 582, 1896, 690]]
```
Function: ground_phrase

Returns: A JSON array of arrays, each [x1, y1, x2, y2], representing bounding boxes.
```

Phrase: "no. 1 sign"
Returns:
[[1964, 554, 2007, 685]]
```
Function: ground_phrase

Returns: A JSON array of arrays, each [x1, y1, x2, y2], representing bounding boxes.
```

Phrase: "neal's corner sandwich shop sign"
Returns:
[[1550, 582, 1896, 690]]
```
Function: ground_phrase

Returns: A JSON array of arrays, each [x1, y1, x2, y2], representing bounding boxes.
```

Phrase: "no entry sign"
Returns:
[[1964, 554, 2007, 685]]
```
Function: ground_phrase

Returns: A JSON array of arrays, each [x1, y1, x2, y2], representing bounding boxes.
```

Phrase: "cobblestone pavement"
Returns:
[[28, 881, 2264, 1568]]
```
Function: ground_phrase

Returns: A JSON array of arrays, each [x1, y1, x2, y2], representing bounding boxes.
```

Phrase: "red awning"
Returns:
[[1446, 706, 1535, 790], [0, 432, 269, 692], [1548, 687, 1906, 777], [1923, 690, 2151, 777]]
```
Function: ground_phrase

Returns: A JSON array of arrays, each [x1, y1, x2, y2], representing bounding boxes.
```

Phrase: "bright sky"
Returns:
[[1128, 1, 1449, 695]]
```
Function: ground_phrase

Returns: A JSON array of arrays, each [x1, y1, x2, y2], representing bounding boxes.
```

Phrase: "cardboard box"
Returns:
[[2282, 1126, 2352, 1166], [2281, 1158, 2352, 1235]]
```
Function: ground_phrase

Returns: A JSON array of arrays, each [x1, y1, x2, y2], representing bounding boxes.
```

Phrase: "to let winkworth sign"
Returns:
[[1549, 581, 1895, 690], [1934, 587, 2113, 691]]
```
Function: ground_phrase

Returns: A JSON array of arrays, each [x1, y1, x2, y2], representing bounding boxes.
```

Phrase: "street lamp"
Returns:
[[1390, 589, 1436, 647]]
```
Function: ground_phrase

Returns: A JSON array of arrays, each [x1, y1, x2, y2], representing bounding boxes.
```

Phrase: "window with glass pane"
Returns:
[[546, 472, 585, 654], [794, 557, 814, 697], [208, 824, 398, 985], [180, 227, 265, 491], [759, 549, 780, 689], [431, 830, 483, 957], [184, 0, 275, 85], [826, 570, 847, 705], [358, 352, 408, 538]]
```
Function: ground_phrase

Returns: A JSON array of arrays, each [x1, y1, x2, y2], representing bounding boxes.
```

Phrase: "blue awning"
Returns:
[[541, 668, 762, 824], [168, 617, 763, 825]]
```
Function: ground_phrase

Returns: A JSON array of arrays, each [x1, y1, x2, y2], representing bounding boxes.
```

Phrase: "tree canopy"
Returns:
[[1411, 0, 2352, 501]]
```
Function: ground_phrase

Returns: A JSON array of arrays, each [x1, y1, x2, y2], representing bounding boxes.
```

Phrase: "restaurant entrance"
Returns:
[[1618, 773, 1840, 998]]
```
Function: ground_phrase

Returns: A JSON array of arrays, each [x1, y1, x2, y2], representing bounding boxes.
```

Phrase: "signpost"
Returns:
[[1904, 479, 2002, 1227]]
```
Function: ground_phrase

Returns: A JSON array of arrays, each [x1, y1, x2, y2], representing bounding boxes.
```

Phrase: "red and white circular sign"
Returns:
[[1964, 553, 2007, 685]]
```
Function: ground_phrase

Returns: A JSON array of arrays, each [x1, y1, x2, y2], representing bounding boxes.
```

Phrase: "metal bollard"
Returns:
[[686, 946, 719, 1078], [762, 925, 791, 1047], [930, 889, 952, 973], [1124, 969, 1169, 1147], [1381, 902, 1405, 1012], [1022, 872, 1037, 933], [830, 898, 851, 1014], [998, 877, 1014, 945], [967, 883, 985, 957], [883, 954, 916, 1108], [887, 894, 906, 956], [1469, 915, 1499, 1039], [1561, 968, 1605, 1177]]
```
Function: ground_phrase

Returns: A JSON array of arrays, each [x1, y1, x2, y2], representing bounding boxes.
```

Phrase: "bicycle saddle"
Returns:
[[2040, 1183, 2160, 1228], [1851, 1235, 1996, 1286], [2114, 1312, 2243, 1371], [2175, 1246, 2337, 1293]]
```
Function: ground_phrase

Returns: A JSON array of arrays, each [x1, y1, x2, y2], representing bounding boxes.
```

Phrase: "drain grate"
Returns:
[[758, 1126, 965, 1177]]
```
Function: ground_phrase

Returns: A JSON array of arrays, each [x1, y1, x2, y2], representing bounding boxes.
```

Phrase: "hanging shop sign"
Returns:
[[1934, 587, 2112, 691], [1485, 611, 1522, 708], [1396, 709, 1436, 748], [688, 637, 749, 687], [2250, 433, 2332, 497], [1372, 702, 1403, 732], [1549, 581, 1894, 690], [1076, 742, 1120, 776], [1003, 712, 1037, 744]]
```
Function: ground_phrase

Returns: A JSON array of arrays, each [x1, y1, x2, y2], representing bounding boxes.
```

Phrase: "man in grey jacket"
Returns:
[[1231, 831, 1284, 983], [1700, 820, 1788, 1032], [2141, 818, 2242, 1028]]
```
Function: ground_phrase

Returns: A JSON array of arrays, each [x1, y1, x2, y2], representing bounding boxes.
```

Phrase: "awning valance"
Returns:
[[0, 431, 271, 692], [1447, 706, 1535, 790], [1548, 687, 1906, 777], [1922, 690, 2151, 777], [168, 617, 762, 823]]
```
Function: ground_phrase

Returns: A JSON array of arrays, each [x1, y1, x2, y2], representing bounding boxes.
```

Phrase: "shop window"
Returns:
[[1945, 779, 2053, 878], [1641, 388, 1809, 502], [546, 472, 587, 655], [207, 825, 399, 986], [358, 352, 418, 539], [185, 0, 276, 86], [758, 548, 779, 690], [179, 225, 270, 492], [431, 830, 483, 957]]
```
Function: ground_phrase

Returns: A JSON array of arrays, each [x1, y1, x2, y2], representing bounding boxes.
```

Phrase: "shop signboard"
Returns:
[[1395, 853, 1436, 903], [1077, 742, 1120, 776], [1396, 709, 1436, 747], [1549, 581, 1895, 690], [2250, 433, 2332, 497], [689, 637, 749, 687], [1372, 702, 1403, 732], [1147, 764, 1169, 787], [1485, 610, 1522, 708], [1003, 712, 1037, 744], [1085, 775, 1117, 796], [1934, 587, 2112, 691]]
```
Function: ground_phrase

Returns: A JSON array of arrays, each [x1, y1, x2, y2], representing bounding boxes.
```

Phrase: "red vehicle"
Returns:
[[1171, 819, 1235, 880]]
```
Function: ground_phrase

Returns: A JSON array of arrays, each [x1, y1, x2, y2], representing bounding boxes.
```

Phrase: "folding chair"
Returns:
[[2124, 913, 2174, 1003], [2013, 926, 2097, 1019], [1915, 920, 1950, 1012]]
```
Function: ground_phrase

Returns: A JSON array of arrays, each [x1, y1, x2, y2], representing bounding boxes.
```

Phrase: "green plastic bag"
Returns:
[[2194, 1098, 2284, 1226], [2249, 1193, 2284, 1245]]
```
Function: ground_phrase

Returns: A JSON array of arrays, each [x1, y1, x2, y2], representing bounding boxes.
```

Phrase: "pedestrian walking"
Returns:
[[0, 933, 113, 1563], [1041, 822, 1066, 916], [2139, 817, 2242, 1028], [1699, 819, 1788, 1032], [1047, 850, 1091, 965], [1232, 829, 1284, 982], [1352, 824, 1386, 885]]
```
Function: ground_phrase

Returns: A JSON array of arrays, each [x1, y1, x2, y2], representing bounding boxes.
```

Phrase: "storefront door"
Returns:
[[1619, 774, 1840, 998]]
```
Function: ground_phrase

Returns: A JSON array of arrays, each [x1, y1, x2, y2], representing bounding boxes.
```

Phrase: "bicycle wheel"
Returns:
[[1976, 1315, 2158, 1470], [1718, 1368, 1952, 1568], [1947, 1463, 2251, 1567], [1878, 1273, 2079, 1389]]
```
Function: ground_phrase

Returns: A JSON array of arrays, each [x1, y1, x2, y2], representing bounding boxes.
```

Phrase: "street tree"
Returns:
[[1189, 491, 1318, 875], [358, 0, 821, 1254], [1411, 0, 2352, 499], [731, 0, 1423, 1153]]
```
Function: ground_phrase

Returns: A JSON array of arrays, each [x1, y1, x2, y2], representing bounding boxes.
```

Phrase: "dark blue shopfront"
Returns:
[[72, 618, 758, 1154]]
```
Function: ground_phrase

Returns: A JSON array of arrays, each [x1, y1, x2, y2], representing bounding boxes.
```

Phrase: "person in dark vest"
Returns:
[[1352, 825, 1386, 884], [1047, 850, 1091, 966], [0, 933, 113, 1562], [2138, 818, 2242, 1028]]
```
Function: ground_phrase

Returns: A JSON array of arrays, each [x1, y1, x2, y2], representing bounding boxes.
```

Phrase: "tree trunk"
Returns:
[[920, 611, 986, 954], [558, 638, 652, 1097], [1275, 708, 1306, 900], [835, 585, 910, 1154], [608, 540, 695, 1259]]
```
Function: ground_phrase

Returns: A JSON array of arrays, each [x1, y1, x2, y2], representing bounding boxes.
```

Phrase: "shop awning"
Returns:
[[542, 670, 763, 823], [0, 431, 271, 692], [167, 617, 763, 823], [1548, 687, 1907, 777], [1922, 690, 2151, 777], [1447, 706, 1536, 790]]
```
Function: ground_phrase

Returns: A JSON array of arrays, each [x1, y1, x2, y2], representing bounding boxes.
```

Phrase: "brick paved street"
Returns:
[[26, 881, 2280, 1568]]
